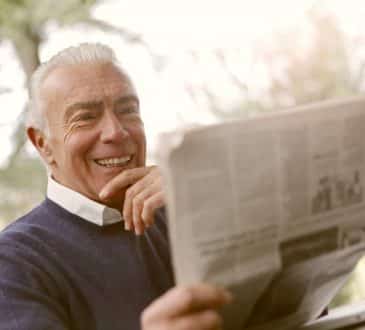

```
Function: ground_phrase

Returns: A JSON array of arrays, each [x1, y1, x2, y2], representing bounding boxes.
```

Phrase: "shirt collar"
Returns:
[[47, 176, 122, 226]]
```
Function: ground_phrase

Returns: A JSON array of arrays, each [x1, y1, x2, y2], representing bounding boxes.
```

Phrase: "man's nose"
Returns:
[[100, 112, 130, 143]]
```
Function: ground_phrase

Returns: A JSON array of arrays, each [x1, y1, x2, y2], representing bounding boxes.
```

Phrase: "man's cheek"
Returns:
[[63, 122, 92, 143], [63, 122, 79, 143]]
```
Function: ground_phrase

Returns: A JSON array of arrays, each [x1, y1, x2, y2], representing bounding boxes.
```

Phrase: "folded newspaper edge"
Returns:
[[300, 301, 365, 330]]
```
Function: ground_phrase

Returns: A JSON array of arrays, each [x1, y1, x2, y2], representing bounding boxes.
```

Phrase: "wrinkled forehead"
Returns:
[[40, 62, 137, 108]]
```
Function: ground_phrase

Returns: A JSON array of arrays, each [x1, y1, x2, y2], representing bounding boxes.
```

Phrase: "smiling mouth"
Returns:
[[94, 155, 133, 168]]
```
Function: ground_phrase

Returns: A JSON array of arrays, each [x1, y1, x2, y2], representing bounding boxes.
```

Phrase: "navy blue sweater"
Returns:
[[0, 198, 174, 330]]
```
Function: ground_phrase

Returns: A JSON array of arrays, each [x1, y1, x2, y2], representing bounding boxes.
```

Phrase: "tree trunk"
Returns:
[[6, 28, 41, 168], [12, 28, 41, 89]]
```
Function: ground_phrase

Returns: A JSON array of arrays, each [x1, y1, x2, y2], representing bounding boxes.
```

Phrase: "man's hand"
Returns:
[[99, 166, 164, 235], [141, 284, 233, 330]]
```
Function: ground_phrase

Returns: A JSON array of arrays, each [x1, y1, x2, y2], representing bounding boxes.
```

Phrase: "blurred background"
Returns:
[[0, 0, 365, 308]]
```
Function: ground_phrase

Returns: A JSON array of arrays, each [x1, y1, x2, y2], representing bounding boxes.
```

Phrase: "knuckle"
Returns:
[[125, 187, 135, 199], [122, 205, 130, 218], [143, 199, 153, 213], [132, 195, 144, 208]]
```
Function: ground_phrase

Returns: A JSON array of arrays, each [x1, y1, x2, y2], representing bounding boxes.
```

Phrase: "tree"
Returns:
[[265, 9, 362, 108], [187, 8, 365, 121]]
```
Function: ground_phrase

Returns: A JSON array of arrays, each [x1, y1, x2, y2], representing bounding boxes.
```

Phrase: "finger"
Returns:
[[126, 167, 158, 197], [134, 219, 145, 236], [141, 191, 165, 227], [142, 310, 223, 330], [132, 192, 149, 235], [143, 285, 232, 322], [123, 166, 162, 228], [99, 167, 151, 200], [171, 310, 223, 330], [124, 218, 133, 231], [123, 172, 158, 230], [132, 183, 163, 234], [130, 188, 150, 235]]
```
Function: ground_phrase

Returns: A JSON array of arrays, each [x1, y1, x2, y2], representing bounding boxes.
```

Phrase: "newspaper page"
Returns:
[[246, 97, 365, 330], [157, 122, 283, 329], [156, 96, 365, 330]]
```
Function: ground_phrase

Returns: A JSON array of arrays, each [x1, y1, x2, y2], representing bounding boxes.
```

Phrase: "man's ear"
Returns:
[[27, 127, 54, 165]]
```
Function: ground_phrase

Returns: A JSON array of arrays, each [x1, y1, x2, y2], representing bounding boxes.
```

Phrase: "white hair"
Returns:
[[27, 43, 119, 135]]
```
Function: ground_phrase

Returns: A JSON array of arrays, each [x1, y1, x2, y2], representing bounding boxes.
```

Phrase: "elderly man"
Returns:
[[0, 43, 231, 330]]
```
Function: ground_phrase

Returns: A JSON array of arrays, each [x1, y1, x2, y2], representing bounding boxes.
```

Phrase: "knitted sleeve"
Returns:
[[0, 238, 70, 330]]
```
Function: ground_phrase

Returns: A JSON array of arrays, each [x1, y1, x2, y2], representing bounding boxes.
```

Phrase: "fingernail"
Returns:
[[99, 190, 108, 199], [124, 222, 131, 231], [135, 228, 142, 236]]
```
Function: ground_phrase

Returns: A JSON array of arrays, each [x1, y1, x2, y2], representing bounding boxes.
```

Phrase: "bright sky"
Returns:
[[0, 0, 363, 165]]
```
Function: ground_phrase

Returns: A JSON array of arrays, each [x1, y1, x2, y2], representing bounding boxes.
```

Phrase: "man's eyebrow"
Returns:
[[114, 95, 140, 109], [64, 100, 103, 119]]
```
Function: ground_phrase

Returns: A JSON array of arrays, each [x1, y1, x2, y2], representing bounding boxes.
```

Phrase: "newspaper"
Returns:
[[156, 96, 365, 330]]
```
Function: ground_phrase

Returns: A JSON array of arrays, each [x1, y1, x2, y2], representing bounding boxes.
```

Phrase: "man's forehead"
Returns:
[[62, 79, 136, 105], [41, 62, 136, 104]]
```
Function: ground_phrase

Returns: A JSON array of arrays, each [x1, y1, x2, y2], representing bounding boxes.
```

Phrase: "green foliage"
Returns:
[[0, 0, 98, 32], [0, 152, 47, 229]]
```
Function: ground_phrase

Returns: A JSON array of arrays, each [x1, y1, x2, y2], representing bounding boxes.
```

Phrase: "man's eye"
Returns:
[[76, 113, 97, 121], [116, 107, 138, 115]]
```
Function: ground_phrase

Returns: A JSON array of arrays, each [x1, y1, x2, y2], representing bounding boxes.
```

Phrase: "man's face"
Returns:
[[40, 62, 146, 207]]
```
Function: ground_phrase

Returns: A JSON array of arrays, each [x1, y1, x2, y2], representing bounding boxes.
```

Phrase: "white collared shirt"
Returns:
[[47, 177, 122, 226]]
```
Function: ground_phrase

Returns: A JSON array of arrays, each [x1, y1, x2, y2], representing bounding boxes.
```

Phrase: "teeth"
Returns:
[[95, 156, 131, 167]]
